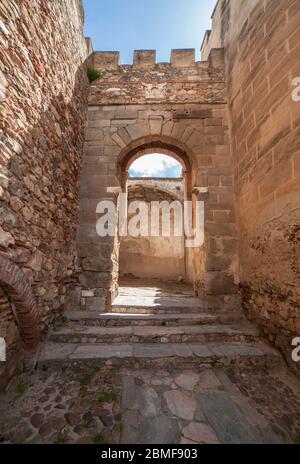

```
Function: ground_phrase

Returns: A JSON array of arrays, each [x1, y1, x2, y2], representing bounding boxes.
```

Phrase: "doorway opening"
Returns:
[[119, 152, 188, 283]]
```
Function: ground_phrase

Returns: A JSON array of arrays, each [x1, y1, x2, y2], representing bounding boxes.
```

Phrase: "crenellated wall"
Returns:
[[88, 48, 226, 106], [78, 48, 240, 312], [0, 0, 90, 389], [202, 0, 300, 368]]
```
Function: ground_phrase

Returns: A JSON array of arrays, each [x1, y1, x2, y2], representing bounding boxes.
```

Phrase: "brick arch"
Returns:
[[0, 255, 40, 351]]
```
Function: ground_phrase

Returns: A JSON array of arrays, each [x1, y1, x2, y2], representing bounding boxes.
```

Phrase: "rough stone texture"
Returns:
[[38, 280, 280, 371], [0, 255, 40, 350], [119, 366, 297, 444], [200, 391, 263, 443], [202, 0, 300, 369], [1, 364, 299, 444], [175, 371, 200, 391], [0, 0, 90, 389], [0, 365, 121, 444], [182, 422, 220, 444], [138, 416, 179, 444], [163, 390, 197, 420]]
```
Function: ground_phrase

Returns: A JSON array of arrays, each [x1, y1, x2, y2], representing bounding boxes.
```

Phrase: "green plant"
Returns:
[[16, 383, 26, 397], [80, 367, 101, 386], [78, 385, 87, 397], [53, 314, 69, 331], [94, 434, 106, 444], [116, 421, 124, 434], [87, 67, 101, 82], [56, 429, 68, 444], [254, 394, 267, 405], [94, 389, 117, 403], [60, 315, 69, 324], [81, 419, 90, 428]]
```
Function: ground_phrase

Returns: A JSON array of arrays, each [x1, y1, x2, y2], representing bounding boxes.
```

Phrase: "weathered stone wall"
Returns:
[[202, 0, 300, 366], [127, 178, 184, 201], [78, 49, 239, 311], [0, 0, 89, 388], [120, 181, 186, 281]]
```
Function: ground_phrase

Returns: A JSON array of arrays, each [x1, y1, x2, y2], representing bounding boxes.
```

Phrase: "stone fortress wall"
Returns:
[[0, 0, 299, 390], [78, 48, 240, 312], [202, 0, 300, 368], [0, 0, 90, 388]]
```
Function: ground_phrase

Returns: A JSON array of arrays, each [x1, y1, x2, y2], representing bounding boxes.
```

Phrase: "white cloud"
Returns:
[[129, 153, 182, 178]]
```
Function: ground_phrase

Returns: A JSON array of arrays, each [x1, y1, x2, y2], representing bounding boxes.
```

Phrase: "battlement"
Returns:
[[91, 48, 224, 71]]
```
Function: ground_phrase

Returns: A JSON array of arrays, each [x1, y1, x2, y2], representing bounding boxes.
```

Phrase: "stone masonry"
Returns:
[[0, 0, 90, 388], [202, 0, 300, 370], [0, 0, 299, 396], [78, 48, 240, 313]]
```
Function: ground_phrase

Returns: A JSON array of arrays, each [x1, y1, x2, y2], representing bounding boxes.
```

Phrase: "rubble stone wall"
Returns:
[[0, 0, 89, 388]]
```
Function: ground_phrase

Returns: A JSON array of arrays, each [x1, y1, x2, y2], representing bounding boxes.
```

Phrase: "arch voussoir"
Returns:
[[0, 255, 40, 351]]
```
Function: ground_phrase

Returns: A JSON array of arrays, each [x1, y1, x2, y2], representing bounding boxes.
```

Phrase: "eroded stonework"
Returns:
[[0, 0, 90, 387]]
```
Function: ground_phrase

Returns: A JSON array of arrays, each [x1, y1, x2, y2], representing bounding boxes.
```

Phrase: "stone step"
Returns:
[[49, 323, 259, 344], [111, 304, 204, 314], [66, 311, 244, 327], [111, 292, 205, 314], [38, 341, 281, 370]]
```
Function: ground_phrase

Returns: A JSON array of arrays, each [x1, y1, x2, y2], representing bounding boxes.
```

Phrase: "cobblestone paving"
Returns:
[[1, 364, 300, 444], [0, 366, 122, 444]]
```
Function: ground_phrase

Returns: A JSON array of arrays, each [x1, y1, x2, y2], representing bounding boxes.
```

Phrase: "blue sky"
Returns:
[[83, 0, 216, 64], [129, 154, 182, 178]]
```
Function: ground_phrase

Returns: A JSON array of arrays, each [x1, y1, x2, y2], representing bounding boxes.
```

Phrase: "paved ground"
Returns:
[[1, 363, 300, 444], [120, 366, 300, 444], [0, 366, 122, 444]]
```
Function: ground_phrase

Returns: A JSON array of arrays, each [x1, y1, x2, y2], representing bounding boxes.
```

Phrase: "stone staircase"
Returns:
[[38, 280, 281, 369]]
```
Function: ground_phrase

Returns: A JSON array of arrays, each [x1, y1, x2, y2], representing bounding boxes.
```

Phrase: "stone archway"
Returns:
[[116, 138, 199, 290], [117, 136, 195, 201], [0, 255, 40, 351], [78, 50, 240, 312]]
